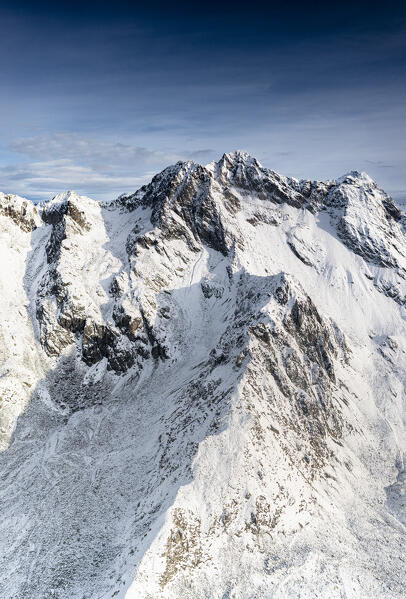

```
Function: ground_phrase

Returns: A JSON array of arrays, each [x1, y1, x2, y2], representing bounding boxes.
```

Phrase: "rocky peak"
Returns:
[[0, 192, 41, 232], [214, 150, 263, 177], [41, 190, 92, 230], [211, 151, 306, 209], [322, 170, 405, 269], [117, 160, 231, 255], [335, 170, 376, 187]]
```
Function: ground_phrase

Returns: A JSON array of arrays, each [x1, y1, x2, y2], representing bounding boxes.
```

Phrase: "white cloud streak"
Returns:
[[3, 134, 215, 201]]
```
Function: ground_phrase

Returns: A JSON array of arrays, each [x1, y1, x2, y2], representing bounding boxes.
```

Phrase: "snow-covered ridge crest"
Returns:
[[0, 151, 405, 598]]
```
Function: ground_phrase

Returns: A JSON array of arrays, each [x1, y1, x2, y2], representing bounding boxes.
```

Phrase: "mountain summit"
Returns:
[[0, 153, 405, 598]]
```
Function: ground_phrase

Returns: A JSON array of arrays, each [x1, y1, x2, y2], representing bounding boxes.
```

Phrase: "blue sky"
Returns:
[[0, 0, 405, 202]]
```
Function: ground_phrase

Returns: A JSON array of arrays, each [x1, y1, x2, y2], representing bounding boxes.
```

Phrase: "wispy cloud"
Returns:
[[0, 159, 151, 201], [2, 133, 216, 201], [9, 133, 183, 168], [365, 160, 395, 169]]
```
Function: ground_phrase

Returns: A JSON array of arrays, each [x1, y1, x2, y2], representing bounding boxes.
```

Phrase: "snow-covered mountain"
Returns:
[[0, 151, 405, 598]]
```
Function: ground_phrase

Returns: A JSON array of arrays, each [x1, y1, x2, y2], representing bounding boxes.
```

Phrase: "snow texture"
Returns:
[[0, 151, 405, 598]]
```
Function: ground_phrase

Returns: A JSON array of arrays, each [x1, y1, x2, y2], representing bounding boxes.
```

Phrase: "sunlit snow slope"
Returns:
[[0, 152, 405, 598]]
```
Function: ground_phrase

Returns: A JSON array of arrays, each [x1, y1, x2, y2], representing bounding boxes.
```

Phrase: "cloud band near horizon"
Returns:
[[0, 1, 404, 202]]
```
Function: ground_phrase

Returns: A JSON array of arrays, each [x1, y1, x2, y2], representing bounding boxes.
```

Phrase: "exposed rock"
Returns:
[[0, 192, 41, 231]]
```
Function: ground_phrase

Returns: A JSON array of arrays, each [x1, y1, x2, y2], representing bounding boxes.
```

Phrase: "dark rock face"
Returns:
[[82, 322, 119, 365], [382, 197, 402, 222], [216, 152, 307, 208], [45, 220, 67, 263], [286, 240, 313, 266], [288, 297, 336, 382], [36, 280, 146, 375], [36, 197, 88, 357], [0, 195, 40, 232], [321, 176, 406, 271], [42, 196, 90, 230], [42, 196, 90, 263], [247, 211, 279, 227], [112, 304, 142, 340], [118, 162, 231, 256], [35, 189, 175, 377], [35, 195, 144, 374], [45, 353, 112, 412], [201, 279, 224, 299], [245, 274, 347, 473], [373, 277, 406, 306], [334, 213, 401, 269]]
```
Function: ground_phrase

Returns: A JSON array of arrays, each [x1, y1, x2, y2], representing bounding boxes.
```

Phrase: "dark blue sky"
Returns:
[[0, 0, 405, 201]]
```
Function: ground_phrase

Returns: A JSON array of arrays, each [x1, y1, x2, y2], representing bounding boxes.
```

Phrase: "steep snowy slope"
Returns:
[[0, 152, 405, 598]]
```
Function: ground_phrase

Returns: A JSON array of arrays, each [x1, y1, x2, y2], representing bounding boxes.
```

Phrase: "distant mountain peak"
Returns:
[[335, 170, 376, 187]]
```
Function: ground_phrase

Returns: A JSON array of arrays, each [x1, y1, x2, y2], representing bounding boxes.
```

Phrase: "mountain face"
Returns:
[[0, 152, 405, 599]]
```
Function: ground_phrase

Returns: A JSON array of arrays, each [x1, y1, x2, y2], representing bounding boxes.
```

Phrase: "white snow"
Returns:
[[0, 154, 405, 598]]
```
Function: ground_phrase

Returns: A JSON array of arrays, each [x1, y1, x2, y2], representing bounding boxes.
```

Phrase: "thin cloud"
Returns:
[[3, 134, 217, 201], [9, 133, 183, 168], [0, 158, 152, 201], [365, 160, 395, 169]]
